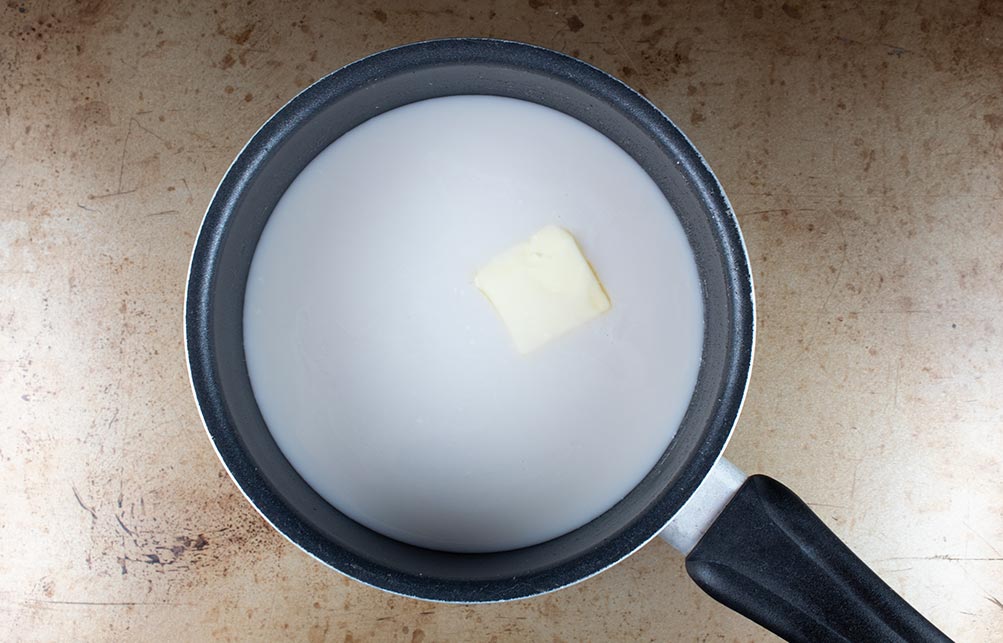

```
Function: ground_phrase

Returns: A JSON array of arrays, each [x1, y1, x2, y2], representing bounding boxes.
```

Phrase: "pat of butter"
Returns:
[[474, 225, 611, 354]]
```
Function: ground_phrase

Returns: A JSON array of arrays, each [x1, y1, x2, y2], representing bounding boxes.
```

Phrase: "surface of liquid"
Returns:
[[243, 95, 704, 552]]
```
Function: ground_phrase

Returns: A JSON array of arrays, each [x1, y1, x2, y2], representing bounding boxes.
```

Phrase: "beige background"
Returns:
[[2, 0, 1002, 640]]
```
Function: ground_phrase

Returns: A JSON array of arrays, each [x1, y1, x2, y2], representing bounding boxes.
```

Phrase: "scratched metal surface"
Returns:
[[1, 0, 1001, 641]]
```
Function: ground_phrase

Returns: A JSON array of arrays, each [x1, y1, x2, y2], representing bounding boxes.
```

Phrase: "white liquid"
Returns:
[[243, 96, 703, 553]]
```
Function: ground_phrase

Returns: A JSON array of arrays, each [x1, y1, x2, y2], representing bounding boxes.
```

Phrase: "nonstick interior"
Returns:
[[186, 38, 754, 602]]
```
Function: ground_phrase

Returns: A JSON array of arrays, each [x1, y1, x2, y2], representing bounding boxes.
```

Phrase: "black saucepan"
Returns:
[[186, 39, 949, 642]]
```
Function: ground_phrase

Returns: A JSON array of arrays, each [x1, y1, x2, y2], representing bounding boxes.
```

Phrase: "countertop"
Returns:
[[2, 1, 1001, 640]]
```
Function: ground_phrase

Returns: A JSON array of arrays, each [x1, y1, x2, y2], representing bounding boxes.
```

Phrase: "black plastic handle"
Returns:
[[685, 475, 952, 642]]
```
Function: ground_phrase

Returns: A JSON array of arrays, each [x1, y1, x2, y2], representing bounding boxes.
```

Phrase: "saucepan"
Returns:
[[185, 38, 949, 641]]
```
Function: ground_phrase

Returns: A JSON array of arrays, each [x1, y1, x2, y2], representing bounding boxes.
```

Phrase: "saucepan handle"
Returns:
[[661, 460, 952, 642]]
